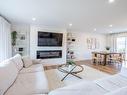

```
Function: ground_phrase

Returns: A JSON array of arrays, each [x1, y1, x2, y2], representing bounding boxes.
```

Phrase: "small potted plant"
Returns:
[[11, 31, 17, 46], [67, 60, 75, 65], [11, 31, 17, 55], [67, 60, 76, 70]]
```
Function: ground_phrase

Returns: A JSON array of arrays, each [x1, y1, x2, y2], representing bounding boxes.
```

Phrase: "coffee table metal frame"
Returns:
[[58, 64, 84, 81]]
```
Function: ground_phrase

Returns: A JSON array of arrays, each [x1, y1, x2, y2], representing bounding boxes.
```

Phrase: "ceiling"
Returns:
[[0, 0, 127, 34]]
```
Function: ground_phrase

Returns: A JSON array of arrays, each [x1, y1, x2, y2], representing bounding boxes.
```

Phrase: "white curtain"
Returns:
[[0, 17, 12, 62], [108, 32, 127, 52]]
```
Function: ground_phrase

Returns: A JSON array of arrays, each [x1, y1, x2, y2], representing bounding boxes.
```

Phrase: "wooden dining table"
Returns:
[[92, 52, 123, 65]]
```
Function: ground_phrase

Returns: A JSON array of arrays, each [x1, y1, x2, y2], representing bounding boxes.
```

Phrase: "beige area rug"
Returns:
[[45, 65, 111, 91]]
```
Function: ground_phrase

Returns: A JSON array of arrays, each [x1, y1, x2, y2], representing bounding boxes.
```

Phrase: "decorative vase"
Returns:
[[68, 65, 74, 71]]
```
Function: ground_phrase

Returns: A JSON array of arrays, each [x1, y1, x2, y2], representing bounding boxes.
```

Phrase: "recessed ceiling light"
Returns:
[[69, 23, 72, 27], [32, 18, 36, 21], [94, 28, 97, 31], [109, 25, 113, 27], [109, 0, 115, 3]]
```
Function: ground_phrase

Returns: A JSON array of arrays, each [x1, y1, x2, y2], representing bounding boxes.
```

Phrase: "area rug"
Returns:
[[45, 65, 111, 91]]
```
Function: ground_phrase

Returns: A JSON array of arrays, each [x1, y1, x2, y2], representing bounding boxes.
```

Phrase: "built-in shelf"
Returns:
[[67, 33, 76, 61], [12, 31, 29, 56]]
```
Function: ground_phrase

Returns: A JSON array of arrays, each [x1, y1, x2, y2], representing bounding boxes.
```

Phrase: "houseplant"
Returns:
[[67, 60, 76, 65], [11, 31, 17, 46], [67, 60, 76, 70]]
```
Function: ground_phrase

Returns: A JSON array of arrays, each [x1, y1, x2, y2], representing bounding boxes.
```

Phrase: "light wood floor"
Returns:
[[44, 60, 123, 75]]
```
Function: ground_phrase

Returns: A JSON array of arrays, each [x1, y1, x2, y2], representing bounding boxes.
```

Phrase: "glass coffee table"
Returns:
[[58, 64, 84, 81]]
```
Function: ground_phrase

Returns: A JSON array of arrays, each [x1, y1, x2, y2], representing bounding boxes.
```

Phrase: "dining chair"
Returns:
[[92, 53, 103, 64], [108, 54, 123, 66]]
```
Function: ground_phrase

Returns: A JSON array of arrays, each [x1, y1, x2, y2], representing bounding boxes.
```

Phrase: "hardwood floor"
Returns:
[[44, 60, 123, 75], [76, 60, 122, 75]]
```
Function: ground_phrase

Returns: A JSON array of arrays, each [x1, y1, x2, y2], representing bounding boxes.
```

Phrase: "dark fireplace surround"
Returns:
[[37, 50, 62, 59]]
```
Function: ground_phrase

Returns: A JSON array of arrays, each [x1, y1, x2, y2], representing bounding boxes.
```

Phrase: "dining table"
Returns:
[[92, 52, 123, 66]]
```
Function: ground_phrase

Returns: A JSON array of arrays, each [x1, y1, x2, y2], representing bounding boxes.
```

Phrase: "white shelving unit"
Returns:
[[12, 31, 29, 56], [67, 33, 76, 61]]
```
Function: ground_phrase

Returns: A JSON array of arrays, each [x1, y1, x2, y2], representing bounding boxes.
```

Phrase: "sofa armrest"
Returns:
[[32, 59, 42, 64]]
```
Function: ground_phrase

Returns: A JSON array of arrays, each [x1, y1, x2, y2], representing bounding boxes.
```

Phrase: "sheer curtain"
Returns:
[[0, 17, 12, 62], [108, 32, 127, 52]]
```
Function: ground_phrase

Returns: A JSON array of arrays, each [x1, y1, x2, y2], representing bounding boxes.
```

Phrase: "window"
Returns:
[[117, 37, 127, 60], [117, 37, 126, 53]]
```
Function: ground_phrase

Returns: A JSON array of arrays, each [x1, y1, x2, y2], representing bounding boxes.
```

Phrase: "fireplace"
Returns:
[[37, 50, 62, 59]]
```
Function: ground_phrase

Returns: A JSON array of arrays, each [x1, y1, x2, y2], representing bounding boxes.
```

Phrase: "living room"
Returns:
[[0, 0, 127, 95]]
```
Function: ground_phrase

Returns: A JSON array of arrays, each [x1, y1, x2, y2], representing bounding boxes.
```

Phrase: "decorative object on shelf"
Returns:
[[18, 48, 24, 51], [72, 39, 75, 42], [86, 37, 99, 50], [105, 46, 110, 52], [11, 31, 17, 46], [19, 34, 25, 40]]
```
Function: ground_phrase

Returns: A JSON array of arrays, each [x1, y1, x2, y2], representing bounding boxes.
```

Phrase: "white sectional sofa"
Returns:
[[49, 67, 127, 95], [1, 54, 127, 95], [0, 54, 49, 95]]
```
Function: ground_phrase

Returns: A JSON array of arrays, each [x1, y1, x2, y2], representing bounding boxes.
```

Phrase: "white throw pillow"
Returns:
[[0, 58, 18, 95], [119, 67, 127, 78], [11, 54, 23, 71], [22, 56, 33, 68]]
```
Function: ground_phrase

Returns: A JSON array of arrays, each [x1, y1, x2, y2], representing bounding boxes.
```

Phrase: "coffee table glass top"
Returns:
[[58, 64, 84, 81], [58, 64, 83, 73]]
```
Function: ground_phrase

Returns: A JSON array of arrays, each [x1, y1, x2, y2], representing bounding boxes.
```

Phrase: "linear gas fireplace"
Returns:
[[37, 50, 62, 59]]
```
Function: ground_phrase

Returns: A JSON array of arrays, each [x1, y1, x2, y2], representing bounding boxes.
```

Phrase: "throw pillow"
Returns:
[[22, 56, 33, 68]]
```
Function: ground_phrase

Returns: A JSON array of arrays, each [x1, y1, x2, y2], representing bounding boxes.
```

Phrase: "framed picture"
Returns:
[[86, 38, 99, 50], [17, 33, 26, 40], [20, 34, 25, 40]]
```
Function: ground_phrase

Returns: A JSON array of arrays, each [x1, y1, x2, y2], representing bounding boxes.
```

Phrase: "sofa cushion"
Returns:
[[11, 54, 23, 71], [22, 56, 33, 68], [5, 72, 49, 95], [0, 58, 18, 95], [49, 81, 107, 95], [95, 74, 127, 92], [119, 67, 127, 78], [105, 86, 127, 95], [20, 64, 44, 74], [32, 59, 42, 64]]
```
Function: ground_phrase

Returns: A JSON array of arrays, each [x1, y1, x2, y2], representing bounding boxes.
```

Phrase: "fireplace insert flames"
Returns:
[[37, 50, 62, 59]]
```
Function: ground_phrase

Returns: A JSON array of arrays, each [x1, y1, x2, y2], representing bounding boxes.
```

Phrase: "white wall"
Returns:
[[30, 25, 67, 65], [68, 31, 107, 61]]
